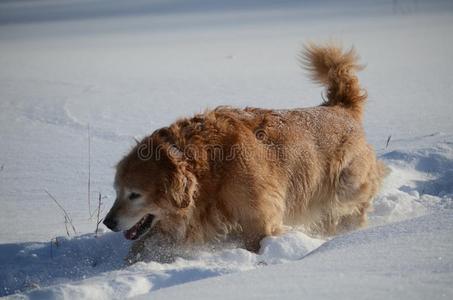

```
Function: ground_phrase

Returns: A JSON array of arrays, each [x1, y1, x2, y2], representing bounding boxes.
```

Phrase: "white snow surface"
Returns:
[[142, 211, 453, 300], [1, 0, 453, 299]]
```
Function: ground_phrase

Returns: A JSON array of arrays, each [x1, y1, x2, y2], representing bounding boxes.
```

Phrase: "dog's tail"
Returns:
[[301, 43, 367, 120]]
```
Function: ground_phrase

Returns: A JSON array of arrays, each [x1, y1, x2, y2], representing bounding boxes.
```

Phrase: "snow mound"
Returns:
[[259, 231, 324, 264], [370, 133, 453, 226]]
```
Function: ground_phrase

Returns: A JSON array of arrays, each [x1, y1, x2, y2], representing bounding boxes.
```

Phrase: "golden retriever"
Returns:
[[103, 43, 387, 263]]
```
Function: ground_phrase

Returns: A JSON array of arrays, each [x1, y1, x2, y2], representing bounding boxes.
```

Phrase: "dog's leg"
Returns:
[[337, 203, 369, 232], [125, 238, 146, 265], [332, 149, 384, 234], [125, 226, 177, 265], [221, 158, 287, 253], [241, 197, 285, 253], [242, 220, 270, 253]]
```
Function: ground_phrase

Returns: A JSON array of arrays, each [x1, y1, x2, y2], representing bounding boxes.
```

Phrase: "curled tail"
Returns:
[[302, 43, 367, 120]]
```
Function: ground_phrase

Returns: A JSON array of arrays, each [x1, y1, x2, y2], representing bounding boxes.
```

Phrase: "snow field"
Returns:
[[1, 0, 453, 299]]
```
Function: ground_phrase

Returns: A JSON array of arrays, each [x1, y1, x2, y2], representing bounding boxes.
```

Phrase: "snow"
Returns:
[[1, 230, 323, 298], [142, 211, 453, 300], [1, 0, 453, 299]]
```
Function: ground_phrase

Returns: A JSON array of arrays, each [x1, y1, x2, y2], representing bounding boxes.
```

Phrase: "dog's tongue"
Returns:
[[123, 223, 140, 240]]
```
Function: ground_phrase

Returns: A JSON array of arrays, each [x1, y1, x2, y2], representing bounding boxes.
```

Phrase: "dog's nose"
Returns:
[[103, 217, 118, 231]]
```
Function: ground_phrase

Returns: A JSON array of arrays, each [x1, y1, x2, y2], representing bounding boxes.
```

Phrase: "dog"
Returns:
[[103, 43, 387, 263]]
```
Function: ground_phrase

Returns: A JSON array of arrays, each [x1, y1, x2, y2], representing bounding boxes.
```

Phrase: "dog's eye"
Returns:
[[129, 192, 141, 200]]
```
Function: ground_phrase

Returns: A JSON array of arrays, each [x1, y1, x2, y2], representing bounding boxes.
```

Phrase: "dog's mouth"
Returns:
[[123, 214, 154, 240]]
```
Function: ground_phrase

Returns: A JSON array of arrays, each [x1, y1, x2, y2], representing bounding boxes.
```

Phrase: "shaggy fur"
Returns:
[[104, 43, 387, 263]]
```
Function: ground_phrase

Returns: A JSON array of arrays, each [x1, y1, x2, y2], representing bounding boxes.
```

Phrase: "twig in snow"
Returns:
[[95, 193, 104, 237], [385, 135, 392, 149], [50, 237, 59, 259], [87, 124, 92, 218], [320, 91, 328, 103], [45, 190, 77, 236], [64, 216, 71, 237]]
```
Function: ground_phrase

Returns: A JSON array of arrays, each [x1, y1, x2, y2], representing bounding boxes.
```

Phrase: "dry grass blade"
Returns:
[[386, 135, 392, 149], [95, 193, 104, 237], [64, 216, 71, 237], [49, 237, 59, 259], [45, 190, 77, 235], [87, 124, 92, 218]]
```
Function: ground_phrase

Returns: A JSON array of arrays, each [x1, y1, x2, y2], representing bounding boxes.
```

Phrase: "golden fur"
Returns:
[[104, 43, 387, 262]]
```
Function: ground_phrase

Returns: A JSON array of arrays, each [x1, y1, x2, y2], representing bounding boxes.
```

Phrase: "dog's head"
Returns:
[[103, 131, 198, 241]]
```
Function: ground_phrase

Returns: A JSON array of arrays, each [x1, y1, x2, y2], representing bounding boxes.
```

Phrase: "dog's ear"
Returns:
[[162, 144, 198, 209]]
